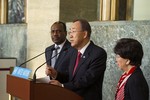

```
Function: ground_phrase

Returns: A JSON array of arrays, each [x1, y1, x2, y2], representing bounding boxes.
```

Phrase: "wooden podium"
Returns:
[[7, 75, 83, 100]]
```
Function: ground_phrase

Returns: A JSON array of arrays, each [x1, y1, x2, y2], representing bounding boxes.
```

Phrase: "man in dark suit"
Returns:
[[45, 21, 72, 76], [48, 19, 107, 100]]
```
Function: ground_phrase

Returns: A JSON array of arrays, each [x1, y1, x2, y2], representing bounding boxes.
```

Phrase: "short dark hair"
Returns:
[[114, 38, 143, 67], [51, 21, 67, 32], [73, 19, 91, 37]]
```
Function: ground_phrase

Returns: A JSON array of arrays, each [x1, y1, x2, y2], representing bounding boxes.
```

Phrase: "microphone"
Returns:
[[32, 47, 68, 83], [19, 48, 55, 67]]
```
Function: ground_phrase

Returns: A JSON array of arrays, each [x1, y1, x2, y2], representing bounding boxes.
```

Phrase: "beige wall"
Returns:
[[133, 0, 150, 20], [27, 0, 59, 78]]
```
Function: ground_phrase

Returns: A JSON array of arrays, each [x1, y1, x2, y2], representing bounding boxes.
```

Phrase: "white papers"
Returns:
[[36, 76, 50, 83]]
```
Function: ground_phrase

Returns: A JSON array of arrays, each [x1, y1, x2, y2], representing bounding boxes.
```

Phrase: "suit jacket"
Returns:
[[45, 40, 72, 74], [57, 41, 107, 100], [124, 67, 149, 100]]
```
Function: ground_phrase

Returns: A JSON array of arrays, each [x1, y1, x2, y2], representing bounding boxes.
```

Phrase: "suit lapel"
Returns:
[[71, 42, 93, 78], [70, 51, 77, 78], [72, 52, 90, 78], [49, 45, 55, 65], [54, 50, 65, 69], [54, 40, 70, 69]]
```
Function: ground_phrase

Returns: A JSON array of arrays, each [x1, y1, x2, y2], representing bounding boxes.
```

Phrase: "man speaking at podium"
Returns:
[[46, 19, 107, 100], [45, 21, 73, 77]]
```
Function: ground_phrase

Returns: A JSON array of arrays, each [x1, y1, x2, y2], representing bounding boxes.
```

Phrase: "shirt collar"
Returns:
[[79, 41, 90, 55], [54, 40, 66, 52]]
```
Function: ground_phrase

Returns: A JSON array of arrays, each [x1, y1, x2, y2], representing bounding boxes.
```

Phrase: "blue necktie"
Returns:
[[51, 46, 60, 67]]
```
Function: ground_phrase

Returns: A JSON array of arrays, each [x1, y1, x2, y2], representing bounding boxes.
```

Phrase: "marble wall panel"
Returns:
[[0, 24, 27, 67], [90, 21, 150, 100]]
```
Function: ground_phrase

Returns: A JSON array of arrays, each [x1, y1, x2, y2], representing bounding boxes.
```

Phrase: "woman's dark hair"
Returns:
[[114, 38, 143, 67]]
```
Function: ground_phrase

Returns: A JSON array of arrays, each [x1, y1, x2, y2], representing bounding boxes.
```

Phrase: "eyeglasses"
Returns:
[[68, 31, 83, 35]]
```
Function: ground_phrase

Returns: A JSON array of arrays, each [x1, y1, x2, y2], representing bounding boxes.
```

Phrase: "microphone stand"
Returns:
[[32, 47, 67, 83], [33, 61, 47, 83], [19, 49, 54, 67]]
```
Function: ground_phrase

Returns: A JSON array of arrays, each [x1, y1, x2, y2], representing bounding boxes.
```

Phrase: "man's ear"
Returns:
[[126, 59, 130, 65], [83, 31, 88, 38]]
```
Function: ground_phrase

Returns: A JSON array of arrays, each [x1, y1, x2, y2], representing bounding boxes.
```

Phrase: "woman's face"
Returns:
[[115, 54, 129, 71]]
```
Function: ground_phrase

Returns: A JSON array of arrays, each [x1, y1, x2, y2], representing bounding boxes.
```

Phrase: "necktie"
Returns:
[[51, 46, 60, 67], [73, 52, 81, 75]]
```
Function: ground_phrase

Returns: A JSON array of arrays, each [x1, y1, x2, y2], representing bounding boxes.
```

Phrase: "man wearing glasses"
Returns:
[[47, 19, 107, 100]]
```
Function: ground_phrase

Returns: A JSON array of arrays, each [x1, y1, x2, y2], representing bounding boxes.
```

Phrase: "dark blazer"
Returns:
[[45, 40, 72, 74], [57, 41, 107, 100], [124, 67, 149, 100]]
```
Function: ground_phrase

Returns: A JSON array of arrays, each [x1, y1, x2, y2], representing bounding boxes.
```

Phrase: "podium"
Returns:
[[7, 75, 83, 100]]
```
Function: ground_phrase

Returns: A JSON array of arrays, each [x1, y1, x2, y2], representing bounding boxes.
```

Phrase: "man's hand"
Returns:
[[45, 65, 57, 79], [49, 80, 63, 87]]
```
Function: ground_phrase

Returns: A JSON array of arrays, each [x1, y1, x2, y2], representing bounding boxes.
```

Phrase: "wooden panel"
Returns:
[[7, 75, 83, 100], [33, 83, 83, 100], [7, 75, 32, 100]]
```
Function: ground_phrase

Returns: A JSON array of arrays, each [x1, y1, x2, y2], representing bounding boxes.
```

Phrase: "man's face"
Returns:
[[69, 21, 85, 49], [51, 23, 67, 45]]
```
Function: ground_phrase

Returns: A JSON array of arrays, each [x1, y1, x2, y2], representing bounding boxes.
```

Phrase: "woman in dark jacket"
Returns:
[[114, 38, 149, 100]]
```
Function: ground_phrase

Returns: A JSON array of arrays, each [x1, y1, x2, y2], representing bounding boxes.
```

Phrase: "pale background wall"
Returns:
[[133, 0, 150, 20], [0, 59, 16, 100], [27, 0, 59, 78]]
